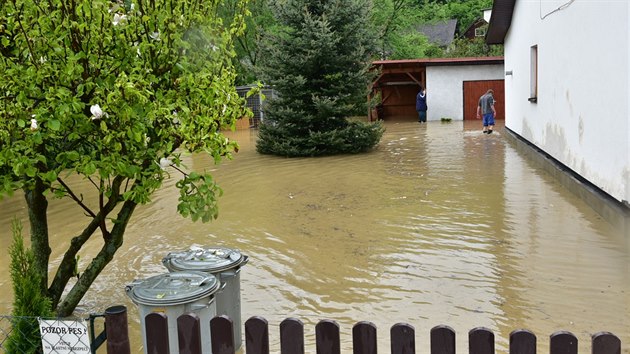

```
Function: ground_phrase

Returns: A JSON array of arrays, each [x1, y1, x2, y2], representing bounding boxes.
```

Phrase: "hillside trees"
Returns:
[[231, 0, 499, 84], [0, 0, 250, 316], [412, 0, 493, 32], [221, 0, 276, 85], [373, 0, 496, 59], [445, 36, 503, 58], [255, 0, 384, 157]]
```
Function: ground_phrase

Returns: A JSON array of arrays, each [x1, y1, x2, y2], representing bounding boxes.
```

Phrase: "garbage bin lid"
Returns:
[[163, 246, 246, 273], [126, 271, 219, 306]]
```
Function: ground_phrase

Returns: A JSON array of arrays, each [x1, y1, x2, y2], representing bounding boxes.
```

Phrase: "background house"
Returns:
[[462, 8, 493, 39], [416, 19, 458, 48], [486, 0, 630, 207], [369, 57, 504, 122]]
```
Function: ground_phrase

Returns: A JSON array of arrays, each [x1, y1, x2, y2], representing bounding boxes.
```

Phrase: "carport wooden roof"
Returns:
[[372, 56, 504, 68], [370, 56, 504, 87]]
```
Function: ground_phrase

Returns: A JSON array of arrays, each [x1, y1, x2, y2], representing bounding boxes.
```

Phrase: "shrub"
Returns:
[[6, 219, 53, 354]]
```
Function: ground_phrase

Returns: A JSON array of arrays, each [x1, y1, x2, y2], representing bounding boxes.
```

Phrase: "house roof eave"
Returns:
[[372, 56, 504, 68], [485, 0, 516, 45]]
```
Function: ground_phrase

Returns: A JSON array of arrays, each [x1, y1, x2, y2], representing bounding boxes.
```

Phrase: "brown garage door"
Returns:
[[463, 80, 504, 120]]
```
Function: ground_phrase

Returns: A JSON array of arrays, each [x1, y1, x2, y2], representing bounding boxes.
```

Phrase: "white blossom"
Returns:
[[112, 13, 127, 26], [159, 157, 171, 170], [39, 56, 47, 64], [131, 41, 142, 57], [130, 3, 135, 11], [108, 4, 120, 13], [90, 104, 104, 120], [30, 117, 38, 131], [149, 31, 161, 41]]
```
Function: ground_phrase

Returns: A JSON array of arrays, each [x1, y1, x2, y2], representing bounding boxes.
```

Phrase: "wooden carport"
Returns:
[[368, 60, 426, 121], [368, 57, 505, 121]]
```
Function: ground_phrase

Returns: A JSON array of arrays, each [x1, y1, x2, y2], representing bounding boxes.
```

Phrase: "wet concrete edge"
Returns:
[[502, 127, 630, 234]]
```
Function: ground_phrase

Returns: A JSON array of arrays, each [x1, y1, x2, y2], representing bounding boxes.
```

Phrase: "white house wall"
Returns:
[[503, 0, 630, 204], [426, 64, 504, 121]]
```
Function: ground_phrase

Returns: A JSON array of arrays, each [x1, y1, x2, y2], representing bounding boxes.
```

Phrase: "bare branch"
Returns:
[[48, 175, 126, 308], [56, 177, 97, 218]]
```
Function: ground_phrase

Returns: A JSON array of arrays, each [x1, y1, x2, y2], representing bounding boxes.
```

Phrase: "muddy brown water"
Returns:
[[0, 120, 628, 354]]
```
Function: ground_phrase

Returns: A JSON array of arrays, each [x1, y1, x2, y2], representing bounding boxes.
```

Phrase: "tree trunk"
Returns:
[[55, 199, 137, 317], [24, 178, 51, 294]]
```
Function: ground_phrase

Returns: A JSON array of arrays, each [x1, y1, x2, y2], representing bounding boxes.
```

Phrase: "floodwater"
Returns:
[[0, 120, 628, 354]]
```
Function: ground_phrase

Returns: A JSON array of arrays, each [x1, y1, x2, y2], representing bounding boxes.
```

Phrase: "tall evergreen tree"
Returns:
[[256, 0, 384, 157]]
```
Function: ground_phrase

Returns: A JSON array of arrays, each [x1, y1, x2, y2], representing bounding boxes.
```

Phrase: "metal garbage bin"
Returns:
[[162, 247, 248, 350], [126, 271, 220, 354]]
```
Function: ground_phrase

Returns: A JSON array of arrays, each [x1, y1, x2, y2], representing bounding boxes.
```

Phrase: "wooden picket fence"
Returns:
[[136, 312, 622, 354]]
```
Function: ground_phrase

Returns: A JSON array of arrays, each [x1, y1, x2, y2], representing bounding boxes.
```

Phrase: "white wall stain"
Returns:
[[578, 115, 584, 145], [502, 0, 629, 204]]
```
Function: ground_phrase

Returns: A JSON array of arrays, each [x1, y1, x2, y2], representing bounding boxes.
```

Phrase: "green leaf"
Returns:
[[48, 120, 61, 131], [42, 171, 58, 183], [12, 162, 24, 176], [66, 151, 80, 161], [25, 166, 37, 177], [84, 162, 96, 175]]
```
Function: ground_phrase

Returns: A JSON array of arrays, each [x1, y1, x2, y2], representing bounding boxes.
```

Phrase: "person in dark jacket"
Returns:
[[416, 86, 427, 123]]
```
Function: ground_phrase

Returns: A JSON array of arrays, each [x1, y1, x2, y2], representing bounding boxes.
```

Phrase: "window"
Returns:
[[529, 45, 538, 103]]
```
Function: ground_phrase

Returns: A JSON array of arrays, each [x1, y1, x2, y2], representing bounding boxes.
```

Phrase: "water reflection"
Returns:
[[0, 120, 628, 354]]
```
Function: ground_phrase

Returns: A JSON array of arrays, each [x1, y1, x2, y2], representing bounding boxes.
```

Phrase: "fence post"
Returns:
[[178, 313, 202, 354], [316, 320, 340, 354], [146, 312, 170, 354], [280, 318, 305, 354], [245, 316, 269, 354], [591, 332, 620, 354], [469, 327, 494, 354], [211, 315, 235, 354], [431, 325, 456, 354], [353, 321, 377, 354], [391, 323, 415, 354], [550, 331, 577, 354], [105, 305, 130, 354], [509, 329, 536, 354]]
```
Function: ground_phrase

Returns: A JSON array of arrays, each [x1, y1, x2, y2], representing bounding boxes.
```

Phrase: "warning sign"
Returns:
[[39, 319, 91, 354]]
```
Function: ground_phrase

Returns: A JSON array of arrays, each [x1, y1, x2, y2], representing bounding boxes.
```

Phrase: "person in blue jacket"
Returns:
[[416, 86, 427, 123]]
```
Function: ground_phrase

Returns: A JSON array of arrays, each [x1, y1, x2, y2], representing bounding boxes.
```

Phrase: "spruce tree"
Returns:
[[256, 0, 384, 157]]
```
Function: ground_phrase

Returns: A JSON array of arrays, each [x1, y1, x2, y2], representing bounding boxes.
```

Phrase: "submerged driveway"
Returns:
[[0, 120, 628, 354]]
